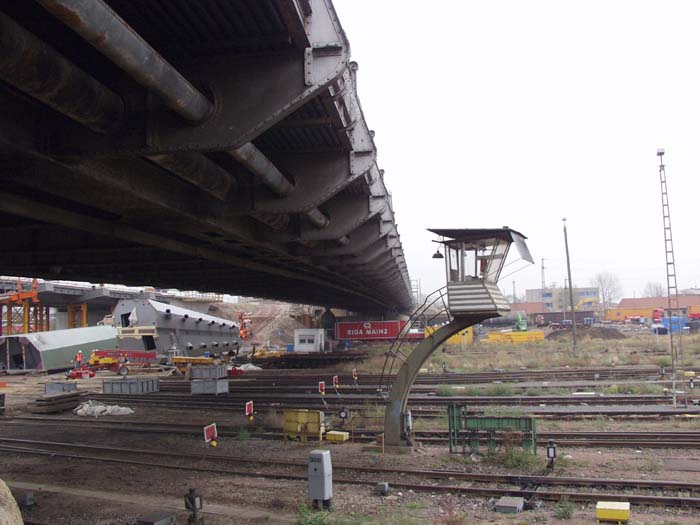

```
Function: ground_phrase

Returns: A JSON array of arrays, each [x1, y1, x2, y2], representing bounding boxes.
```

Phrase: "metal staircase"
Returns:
[[378, 287, 451, 397]]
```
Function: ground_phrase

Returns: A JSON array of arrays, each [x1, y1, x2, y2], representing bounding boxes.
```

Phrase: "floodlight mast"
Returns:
[[562, 218, 577, 357], [657, 148, 686, 408]]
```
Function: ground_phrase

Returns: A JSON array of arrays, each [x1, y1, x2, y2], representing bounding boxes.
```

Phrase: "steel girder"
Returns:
[[0, 0, 412, 313]]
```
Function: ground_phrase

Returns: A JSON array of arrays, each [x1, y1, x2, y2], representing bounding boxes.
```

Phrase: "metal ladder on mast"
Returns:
[[658, 149, 686, 406]]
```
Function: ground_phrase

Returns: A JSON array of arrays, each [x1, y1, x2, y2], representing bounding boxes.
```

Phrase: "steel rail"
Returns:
[[2, 439, 700, 507], [5, 418, 700, 448], [89, 393, 700, 417], [2, 437, 700, 489]]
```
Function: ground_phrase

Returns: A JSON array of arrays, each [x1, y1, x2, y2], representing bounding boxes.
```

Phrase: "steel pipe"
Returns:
[[38, 0, 212, 123], [230, 143, 332, 230], [0, 10, 123, 133], [147, 153, 237, 201], [229, 144, 294, 196], [305, 208, 330, 229]]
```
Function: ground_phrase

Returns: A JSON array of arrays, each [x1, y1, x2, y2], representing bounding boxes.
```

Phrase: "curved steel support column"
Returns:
[[384, 315, 489, 447]]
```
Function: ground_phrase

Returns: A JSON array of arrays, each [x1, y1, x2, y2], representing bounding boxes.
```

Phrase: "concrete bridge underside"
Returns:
[[0, 0, 412, 314]]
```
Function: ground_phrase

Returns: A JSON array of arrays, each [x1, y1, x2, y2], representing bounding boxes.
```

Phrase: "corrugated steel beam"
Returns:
[[0, 193, 391, 311]]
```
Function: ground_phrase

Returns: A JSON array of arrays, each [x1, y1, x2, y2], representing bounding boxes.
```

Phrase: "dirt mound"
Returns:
[[545, 327, 626, 340], [207, 301, 307, 346]]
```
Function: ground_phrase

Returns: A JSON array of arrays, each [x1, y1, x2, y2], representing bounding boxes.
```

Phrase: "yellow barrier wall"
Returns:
[[484, 331, 545, 344]]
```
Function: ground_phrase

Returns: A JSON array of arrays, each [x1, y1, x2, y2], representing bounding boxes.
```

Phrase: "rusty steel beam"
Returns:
[[146, 153, 237, 202], [230, 143, 331, 230], [229, 143, 294, 196], [0, 10, 123, 133], [37, 0, 212, 123]]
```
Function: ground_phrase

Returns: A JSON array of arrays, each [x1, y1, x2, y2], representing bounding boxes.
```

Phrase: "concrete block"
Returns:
[[495, 496, 524, 514], [136, 512, 176, 525], [190, 364, 227, 379], [44, 382, 77, 395], [103, 377, 159, 395]]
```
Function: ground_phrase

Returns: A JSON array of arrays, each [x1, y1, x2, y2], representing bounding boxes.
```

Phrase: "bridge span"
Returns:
[[0, 0, 412, 314]]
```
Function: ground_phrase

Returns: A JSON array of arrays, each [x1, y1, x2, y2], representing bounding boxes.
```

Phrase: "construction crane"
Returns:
[[0, 278, 48, 335], [657, 148, 686, 407]]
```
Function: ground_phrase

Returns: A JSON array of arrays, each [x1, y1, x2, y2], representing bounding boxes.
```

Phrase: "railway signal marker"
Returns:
[[203, 423, 218, 445], [246, 400, 254, 422], [319, 381, 325, 395]]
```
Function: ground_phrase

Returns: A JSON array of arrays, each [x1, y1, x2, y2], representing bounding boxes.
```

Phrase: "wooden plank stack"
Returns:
[[29, 391, 84, 414]]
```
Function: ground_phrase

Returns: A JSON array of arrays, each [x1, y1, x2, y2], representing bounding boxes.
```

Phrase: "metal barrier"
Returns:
[[448, 404, 537, 454]]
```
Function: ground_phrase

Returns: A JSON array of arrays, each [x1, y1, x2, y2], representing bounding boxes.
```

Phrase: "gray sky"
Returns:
[[333, 0, 700, 300]]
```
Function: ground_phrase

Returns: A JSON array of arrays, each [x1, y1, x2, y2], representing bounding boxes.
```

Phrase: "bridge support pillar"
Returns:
[[383, 315, 489, 447]]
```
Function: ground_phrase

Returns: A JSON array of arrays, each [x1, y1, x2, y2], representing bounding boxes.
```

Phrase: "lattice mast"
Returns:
[[657, 148, 686, 407]]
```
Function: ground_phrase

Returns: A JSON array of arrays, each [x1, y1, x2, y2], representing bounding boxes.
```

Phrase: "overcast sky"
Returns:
[[333, 0, 700, 301]]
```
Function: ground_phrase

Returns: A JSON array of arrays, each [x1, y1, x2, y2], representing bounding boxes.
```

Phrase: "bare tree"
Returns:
[[591, 272, 622, 316], [643, 282, 666, 298]]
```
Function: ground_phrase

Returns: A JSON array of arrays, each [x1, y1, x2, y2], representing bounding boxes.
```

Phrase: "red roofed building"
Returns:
[[606, 295, 700, 321]]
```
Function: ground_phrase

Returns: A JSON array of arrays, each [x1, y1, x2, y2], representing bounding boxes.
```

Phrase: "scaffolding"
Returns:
[[0, 278, 49, 336]]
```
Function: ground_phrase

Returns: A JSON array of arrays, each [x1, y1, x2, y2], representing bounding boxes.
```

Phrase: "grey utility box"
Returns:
[[103, 377, 159, 395], [190, 365, 227, 380], [191, 378, 229, 395], [308, 449, 332, 509], [495, 496, 525, 514], [44, 382, 78, 395]]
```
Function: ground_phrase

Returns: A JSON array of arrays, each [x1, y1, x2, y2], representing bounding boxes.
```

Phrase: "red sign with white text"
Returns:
[[335, 320, 407, 340]]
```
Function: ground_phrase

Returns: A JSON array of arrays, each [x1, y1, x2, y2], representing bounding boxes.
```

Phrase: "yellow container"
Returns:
[[425, 326, 473, 345], [283, 409, 325, 442], [325, 431, 349, 442], [595, 501, 630, 522], [684, 371, 696, 378]]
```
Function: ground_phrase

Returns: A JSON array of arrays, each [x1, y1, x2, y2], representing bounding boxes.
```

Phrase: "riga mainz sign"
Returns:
[[335, 320, 408, 340]]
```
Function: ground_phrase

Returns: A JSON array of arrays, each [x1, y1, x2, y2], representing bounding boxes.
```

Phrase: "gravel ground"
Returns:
[[2, 373, 700, 524]]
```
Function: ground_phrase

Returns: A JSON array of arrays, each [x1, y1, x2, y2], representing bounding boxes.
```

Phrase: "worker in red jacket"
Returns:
[[75, 350, 83, 369]]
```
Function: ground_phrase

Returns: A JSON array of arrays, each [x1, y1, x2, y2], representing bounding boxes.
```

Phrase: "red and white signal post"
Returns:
[[245, 400, 254, 422]]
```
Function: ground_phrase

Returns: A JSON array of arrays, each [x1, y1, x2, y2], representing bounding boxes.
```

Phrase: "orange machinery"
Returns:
[[0, 278, 49, 335], [237, 311, 252, 340]]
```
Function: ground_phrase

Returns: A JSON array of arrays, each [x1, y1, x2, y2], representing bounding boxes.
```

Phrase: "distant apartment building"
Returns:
[[525, 287, 599, 312]]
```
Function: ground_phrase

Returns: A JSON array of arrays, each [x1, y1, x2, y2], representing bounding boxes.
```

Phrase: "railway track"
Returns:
[[1, 436, 699, 508], [87, 391, 700, 418], [4, 416, 700, 449], [236, 366, 700, 385]]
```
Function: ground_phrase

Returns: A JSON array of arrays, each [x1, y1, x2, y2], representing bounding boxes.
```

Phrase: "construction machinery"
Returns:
[[88, 349, 157, 375], [237, 311, 253, 340]]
